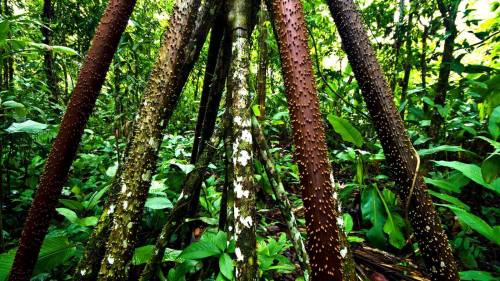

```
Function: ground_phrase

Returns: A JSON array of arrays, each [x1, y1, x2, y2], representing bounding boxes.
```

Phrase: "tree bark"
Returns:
[[269, 0, 355, 279], [251, 116, 310, 279], [7, 1, 137, 280], [256, 0, 268, 120], [96, 0, 220, 279], [323, 0, 459, 280], [429, 0, 460, 138], [227, 0, 257, 280], [191, 16, 225, 164], [41, 0, 60, 104], [179, 27, 232, 249]]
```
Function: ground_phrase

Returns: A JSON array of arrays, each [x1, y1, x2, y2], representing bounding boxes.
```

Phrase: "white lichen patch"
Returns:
[[234, 181, 249, 198], [80, 269, 87, 276], [237, 150, 251, 166], [240, 216, 253, 228], [234, 206, 240, 218], [108, 204, 115, 215], [123, 201, 128, 209], [121, 184, 127, 193], [107, 255, 115, 265], [234, 116, 242, 124], [336, 216, 344, 227], [340, 247, 348, 258], [235, 247, 244, 261], [241, 129, 252, 143]]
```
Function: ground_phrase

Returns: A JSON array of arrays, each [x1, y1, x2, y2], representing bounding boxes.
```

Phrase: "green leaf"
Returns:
[[33, 236, 76, 275], [179, 240, 221, 260], [1, 100, 24, 109], [460, 270, 497, 281], [433, 161, 500, 194], [0, 248, 15, 281], [56, 208, 79, 224], [5, 120, 48, 134], [383, 213, 405, 249], [251, 104, 261, 117], [0, 236, 77, 280], [145, 197, 173, 210], [327, 114, 364, 147], [424, 177, 464, 193], [418, 145, 473, 157], [214, 231, 228, 252], [51, 45, 79, 56], [343, 213, 353, 234], [427, 189, 470, 211], [488, 106, 500, 139], [438, 204, 500, 245], [361, 186, 386, 247], [132, 245, 154, 265], [218, 253, 233, 280], [481, 152, 500, 184], [78, 216, 98, 227]]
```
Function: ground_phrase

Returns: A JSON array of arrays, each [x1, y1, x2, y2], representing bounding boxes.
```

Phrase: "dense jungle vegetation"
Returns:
[[0, 0, 499, 280]]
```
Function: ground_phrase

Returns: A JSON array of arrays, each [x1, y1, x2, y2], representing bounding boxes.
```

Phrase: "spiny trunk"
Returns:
[[430, 0, 460, 138], [139, 123, 225, 281], [270, 0, 355, 279], [400, 11, 413, 118], [96, 0, 217, 279], [191, 16, 225, 164], [256, 0, 268, 120], [72, 4, 223, 276], [7, 1, 137, 280], [41, 0, 60, 104], [251, 116, 310, 279], [323, 0, 459, 280], [227, 1, 257, 280]]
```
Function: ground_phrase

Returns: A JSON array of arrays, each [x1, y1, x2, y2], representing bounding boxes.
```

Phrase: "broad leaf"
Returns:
[[438, 204, 500, 245], [481, 152, 500, 184], [5, 120, 48, 134], [361, 186, 386, 247], [488, 106, 500, 139], [145, 197, 173, 210], [418, 145, 472, 156], [179, 240, 221, 260], [327, 114, 364, 147], [460, 270, 497, 281], [427, 190, 470, 211], [433, 161, 500, 194], [219, 253, 233, 280]]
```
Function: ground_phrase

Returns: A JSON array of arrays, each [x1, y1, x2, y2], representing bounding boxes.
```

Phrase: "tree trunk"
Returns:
[[323, 0, 459, 280], [429, 0, 460, 138], [41, 0, 60, 104], [251, 116, 310, 279], [269, 0, 355, 279], [7, 1, 137, 280], [256, 0, 268, 120], [96, 0, 219, 279], [179, 27, 232, 249], [227, 0, 257, 279], [191, 16, 225, 164]]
